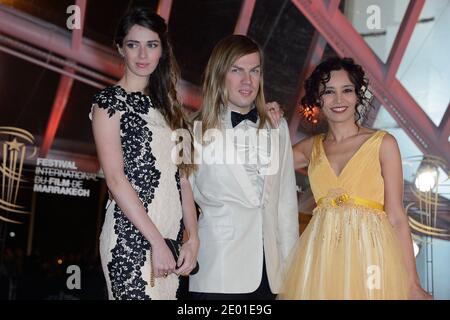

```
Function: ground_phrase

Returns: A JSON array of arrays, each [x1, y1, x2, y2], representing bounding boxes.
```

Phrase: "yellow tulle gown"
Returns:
[[279, 130, 409, 300]]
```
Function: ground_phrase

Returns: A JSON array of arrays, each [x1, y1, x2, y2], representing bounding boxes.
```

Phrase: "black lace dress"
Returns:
[[91, 85, 184, 300]]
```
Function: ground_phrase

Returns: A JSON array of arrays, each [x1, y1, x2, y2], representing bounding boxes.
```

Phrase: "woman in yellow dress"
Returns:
[[273, 57, 431, 300]]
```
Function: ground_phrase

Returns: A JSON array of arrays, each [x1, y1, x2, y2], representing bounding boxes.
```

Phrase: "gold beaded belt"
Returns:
[[317, 193, 384, 211]]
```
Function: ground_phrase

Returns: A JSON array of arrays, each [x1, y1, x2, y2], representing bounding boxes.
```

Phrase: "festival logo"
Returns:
[[0, 127, 37, 224]]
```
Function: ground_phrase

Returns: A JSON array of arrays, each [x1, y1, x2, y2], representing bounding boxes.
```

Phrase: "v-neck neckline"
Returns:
[[320, 130, 379, 179]]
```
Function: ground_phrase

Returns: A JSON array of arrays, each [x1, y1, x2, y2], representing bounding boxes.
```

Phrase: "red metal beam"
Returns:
[[39, 75, 74, 157], [0, 42, 104, 88], [157, 0, 173, 23], [291, 0, 449, 164], [40, 0, 86, 157], [289, 31, 327, 140], [363, 98, 382, 128], [385, 0, 425, 84], [0, 4, 201, 107], [324, 0, 341, 14], [0, 33, 116, 85], [177, 79, 202, 110], [289, 0, 340, 140], [0, 5, 122, 78], [71, 0, 86, 51], [439, 103, 450, 142], [234, 0, 256, 35]]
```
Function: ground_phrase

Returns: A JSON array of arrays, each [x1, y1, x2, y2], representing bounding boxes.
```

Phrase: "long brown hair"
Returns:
[[115, 7, 195, 175], [199, 35, 267, 136]]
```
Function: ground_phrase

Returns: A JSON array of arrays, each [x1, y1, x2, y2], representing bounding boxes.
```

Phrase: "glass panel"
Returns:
[[374, 105, 450, 299], [373, 105, 449, 200], [55, 80, 98, 156], [397, 0, 450, 126], [0, 51, 58, 137], [1, 0, 74, 30], [416, 238, 450, 300], [343, 0, 409, 62], [170, 0, 242, 85], [251, 0, 319, 124], [373, 105, 422, 181]]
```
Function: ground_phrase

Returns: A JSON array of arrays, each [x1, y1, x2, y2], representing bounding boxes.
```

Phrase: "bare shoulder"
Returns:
[[359, 127, 390, 146], [379, 132, 400, 161], [380, 132, 398, 149]]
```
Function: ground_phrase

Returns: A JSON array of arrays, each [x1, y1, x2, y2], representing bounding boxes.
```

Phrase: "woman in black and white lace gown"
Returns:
[[90, 7, 198, 300]]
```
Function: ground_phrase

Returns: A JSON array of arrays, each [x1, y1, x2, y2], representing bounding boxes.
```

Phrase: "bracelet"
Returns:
[[149, 248, 155, 287]]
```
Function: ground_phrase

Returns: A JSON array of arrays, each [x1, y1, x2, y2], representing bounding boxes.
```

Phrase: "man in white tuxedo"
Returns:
[[188, 35, 299, 299]]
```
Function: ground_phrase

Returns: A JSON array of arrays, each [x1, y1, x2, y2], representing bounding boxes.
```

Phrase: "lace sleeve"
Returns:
[[89, 86, 127, 120]]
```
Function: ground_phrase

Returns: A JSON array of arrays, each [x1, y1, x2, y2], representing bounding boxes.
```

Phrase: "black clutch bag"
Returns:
[[165, 238, 200, 275]]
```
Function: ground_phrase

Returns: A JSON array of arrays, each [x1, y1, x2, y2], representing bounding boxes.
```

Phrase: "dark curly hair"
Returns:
[[301, 56, 372, 123]]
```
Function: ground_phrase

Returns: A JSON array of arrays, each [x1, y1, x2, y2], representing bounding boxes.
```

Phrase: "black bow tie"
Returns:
[[231, 107, 258, 128]]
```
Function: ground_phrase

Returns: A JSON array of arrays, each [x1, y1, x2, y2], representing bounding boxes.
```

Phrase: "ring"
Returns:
[[163, 272, 168, 278]]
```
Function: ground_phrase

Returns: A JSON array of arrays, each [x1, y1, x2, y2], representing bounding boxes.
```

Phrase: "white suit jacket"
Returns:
[[189, 113, 299, 294]]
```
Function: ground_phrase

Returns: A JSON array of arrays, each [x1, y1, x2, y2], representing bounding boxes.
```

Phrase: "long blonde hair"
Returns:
[[199, 35, 267, 136]]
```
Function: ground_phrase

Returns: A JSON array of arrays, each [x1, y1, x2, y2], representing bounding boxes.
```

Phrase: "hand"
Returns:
[[151, 239, 176, 278], [409, 283, 433, 300], [175, 237, 199, 276], [265, 101, 284, 128]]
